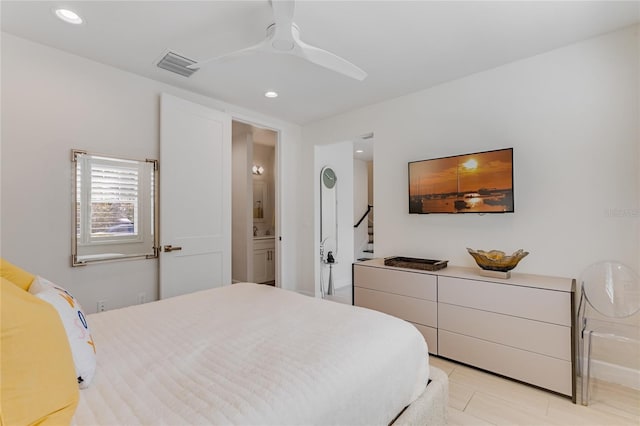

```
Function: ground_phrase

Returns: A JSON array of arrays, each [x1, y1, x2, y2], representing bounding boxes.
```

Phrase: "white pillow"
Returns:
[[28, 276, 96, 388]]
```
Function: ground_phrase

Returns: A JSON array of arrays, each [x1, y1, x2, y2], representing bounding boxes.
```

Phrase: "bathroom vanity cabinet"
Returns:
[[253, 237, 275, 283]]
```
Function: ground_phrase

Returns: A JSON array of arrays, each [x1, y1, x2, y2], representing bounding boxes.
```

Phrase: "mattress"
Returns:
[[72, 283, 429, 425]]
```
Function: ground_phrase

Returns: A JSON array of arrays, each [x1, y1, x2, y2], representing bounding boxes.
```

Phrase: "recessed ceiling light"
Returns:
[[264, 91, 278, 98], [54, 8, 83, 25], [356, 150, 364, 153]]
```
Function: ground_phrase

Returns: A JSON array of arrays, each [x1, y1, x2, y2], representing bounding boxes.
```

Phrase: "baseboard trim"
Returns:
[[591, 359, 640, 390], [334, 279, 350, 289]]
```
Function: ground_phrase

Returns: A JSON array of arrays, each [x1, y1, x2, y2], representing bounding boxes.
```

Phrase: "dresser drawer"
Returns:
[[438, 276, 571, 326], [354, 286, 437, 327], [439, 330, 572, 396], [438, 303, 571, 360], [411, 322, 438, 355], [354, 265, 437, 300]]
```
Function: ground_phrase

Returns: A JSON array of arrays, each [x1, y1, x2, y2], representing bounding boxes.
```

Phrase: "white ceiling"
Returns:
[[2, 1, 638, 125]]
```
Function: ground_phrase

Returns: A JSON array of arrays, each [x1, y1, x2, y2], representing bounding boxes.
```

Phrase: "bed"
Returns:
[[71, 283, 448, 425]]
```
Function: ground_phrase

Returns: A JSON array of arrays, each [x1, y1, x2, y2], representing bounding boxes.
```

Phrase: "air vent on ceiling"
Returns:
[[157, 51, 198, 77]]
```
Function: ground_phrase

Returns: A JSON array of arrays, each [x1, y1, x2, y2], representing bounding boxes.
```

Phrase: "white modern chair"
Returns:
[[578, 261, 640, 405]]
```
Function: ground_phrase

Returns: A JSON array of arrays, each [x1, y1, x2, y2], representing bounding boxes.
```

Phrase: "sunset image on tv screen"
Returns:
[[409, 148, 513, 214]]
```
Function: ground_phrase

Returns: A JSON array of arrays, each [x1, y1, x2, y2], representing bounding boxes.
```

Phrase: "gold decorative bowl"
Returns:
[[467, 248, 529, 272]]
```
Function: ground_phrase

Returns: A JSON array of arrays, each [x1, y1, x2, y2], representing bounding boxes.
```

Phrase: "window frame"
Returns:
[[71, 149, 159, 266]]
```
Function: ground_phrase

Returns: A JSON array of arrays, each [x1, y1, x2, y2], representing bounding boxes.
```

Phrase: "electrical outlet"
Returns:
[[137, 293, 146, 304], [97, 300, 107, 312]]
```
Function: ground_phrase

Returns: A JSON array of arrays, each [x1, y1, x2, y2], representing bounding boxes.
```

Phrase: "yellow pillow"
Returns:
[[1, 277, 79, 425], [0, 258, 35, 291]]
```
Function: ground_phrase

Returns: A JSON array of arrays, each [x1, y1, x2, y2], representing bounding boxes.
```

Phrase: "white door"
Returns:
[[159, 93, 231, 299]]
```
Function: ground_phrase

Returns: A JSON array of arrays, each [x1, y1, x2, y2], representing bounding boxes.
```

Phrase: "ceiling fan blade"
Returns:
[[294, 38, 368, 81], [187, 40, 267, 69], [187, 0, 368, 81]]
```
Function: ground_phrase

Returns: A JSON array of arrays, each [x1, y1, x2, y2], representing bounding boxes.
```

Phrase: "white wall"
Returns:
[[303, 25, 639, 279], [301, 26, 640, 376], [1, 33, 303, 312]]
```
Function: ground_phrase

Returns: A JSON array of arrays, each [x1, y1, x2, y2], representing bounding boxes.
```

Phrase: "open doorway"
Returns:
[[354, 134, 374, 262], [231, 120, 279, 286], [314, 133, 373, 305]]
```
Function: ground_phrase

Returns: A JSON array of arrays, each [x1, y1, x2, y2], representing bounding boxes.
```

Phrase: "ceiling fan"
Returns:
[[188, 0, 367, 81]]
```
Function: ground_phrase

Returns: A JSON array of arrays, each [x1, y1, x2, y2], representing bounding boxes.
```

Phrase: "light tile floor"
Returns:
[[430, 356, 640, 425], [324, 285, 352, 304]]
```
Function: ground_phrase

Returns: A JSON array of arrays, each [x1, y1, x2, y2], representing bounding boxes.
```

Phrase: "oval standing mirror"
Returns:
[[320, 166, 338, 261]]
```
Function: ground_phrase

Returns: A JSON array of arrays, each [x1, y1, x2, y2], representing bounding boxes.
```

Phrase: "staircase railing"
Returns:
[[354, 205, 373, 228]]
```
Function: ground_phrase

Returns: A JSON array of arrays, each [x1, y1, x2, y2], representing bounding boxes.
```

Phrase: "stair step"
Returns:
[[363, 249, 374, 253]]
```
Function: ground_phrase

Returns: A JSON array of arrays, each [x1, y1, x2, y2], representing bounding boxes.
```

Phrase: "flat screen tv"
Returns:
[[408, 148, 514, 214]]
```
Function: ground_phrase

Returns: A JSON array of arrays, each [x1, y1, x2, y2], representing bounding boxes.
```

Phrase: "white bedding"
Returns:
[[72, 283, 429, 425]]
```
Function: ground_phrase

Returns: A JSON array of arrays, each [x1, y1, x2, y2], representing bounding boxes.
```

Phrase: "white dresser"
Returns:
[[353, 258, 576, 401]]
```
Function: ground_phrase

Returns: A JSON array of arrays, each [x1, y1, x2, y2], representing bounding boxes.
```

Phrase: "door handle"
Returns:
[[163, 245, 183, 253]]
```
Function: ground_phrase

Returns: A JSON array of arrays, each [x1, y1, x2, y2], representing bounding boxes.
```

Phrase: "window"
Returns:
[[72, 150, 158, 265]]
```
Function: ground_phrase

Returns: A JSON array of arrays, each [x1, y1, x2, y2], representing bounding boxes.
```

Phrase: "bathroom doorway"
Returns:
[[231, 120, 278, 286]]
